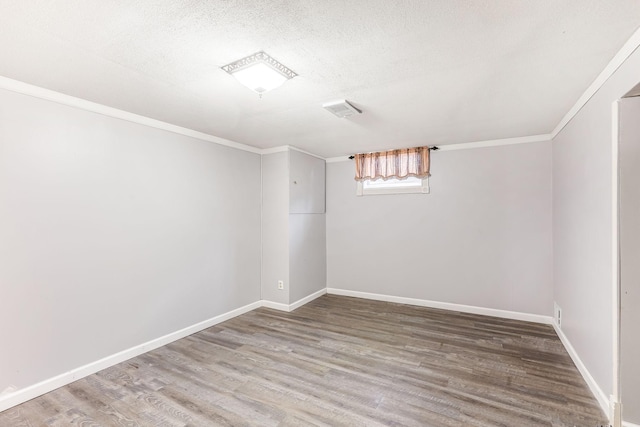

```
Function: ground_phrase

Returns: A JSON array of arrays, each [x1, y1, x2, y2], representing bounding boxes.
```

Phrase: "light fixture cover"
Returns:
[[323, 100, 362, 118], [222, 51, 297, 94]]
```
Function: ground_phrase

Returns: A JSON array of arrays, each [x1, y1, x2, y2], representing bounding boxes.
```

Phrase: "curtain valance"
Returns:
[[354, 146, 430, 181]]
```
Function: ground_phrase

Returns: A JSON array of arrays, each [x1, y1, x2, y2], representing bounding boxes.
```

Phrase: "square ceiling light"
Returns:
[[222, 51, 297, 95]]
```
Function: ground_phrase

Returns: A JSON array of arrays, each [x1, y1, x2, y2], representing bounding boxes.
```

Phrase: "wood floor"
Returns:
[[1, 295, 607, 426]]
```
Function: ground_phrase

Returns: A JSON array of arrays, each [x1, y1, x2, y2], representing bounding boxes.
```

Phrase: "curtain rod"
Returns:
[[347, 146, 439, 160]]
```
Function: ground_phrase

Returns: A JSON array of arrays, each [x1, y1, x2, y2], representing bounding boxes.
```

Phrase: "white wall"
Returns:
[[618, 96, 640, 425], [0, 88, 262, 391], [552, 45, 640, 404], [326, 142, 553, 315], [289, 214, 326, 302], [289, 150, 325, 214], [261, 149, 326, 305], [261, 152, 290, 304], [289, 150, 326, 303]]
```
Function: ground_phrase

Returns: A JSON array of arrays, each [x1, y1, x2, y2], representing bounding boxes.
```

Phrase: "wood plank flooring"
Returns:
[[0, 295, 608, 426]]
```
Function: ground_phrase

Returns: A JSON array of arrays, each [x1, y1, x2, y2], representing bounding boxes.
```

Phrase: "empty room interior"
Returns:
[[2, 1, 640, 426]]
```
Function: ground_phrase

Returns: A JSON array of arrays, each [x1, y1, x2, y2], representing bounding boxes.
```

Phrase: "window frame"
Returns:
[[356, 176, 430, 196]]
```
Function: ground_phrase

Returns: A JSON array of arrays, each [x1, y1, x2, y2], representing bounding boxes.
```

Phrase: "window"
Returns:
[[357, 176, 430, 196], [353, 146, 431, 195]]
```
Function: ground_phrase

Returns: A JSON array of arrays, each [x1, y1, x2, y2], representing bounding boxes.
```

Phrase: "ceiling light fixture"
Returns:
[[222, 51, 297, 96]]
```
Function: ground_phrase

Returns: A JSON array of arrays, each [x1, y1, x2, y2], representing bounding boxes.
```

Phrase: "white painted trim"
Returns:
[[0, 75, 332, 160], [356, 177, 430, 196], [289, 288, 327, 311], [262, 288, 327, 312], [324, 134, 552, 163], [551, 27, 640, 138], [326, 288, 553, 324], [0, 76, 265, 154], [323, 287, 611, 420], [0, 300, 262, 413], [612, 99, 622, 423], [329, 279, 610, 422], [260, 300, 291, 311], [0, 289, 331, 412], [260, 146, 290, 155], [0, 74, 556, 161], [288, 146, 326, 160], [325, 156, 352, 163], [260, 145, 326, 160], [4, 25, 640, 162], [437, 134, 552, 151], [0, 288, 614, 422], [328, 285, 612, 423], [552, 321, 610, 418]]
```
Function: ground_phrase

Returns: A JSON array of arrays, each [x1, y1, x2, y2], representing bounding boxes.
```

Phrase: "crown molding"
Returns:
[[260, 146, 290, 155], [287, 145, 326, 160], [0, 75, 332, 159], [437, 134, 551, 151], [260, 145, 325, 160], [325, 156, 352, 163], [0, 76, 263, 155], [551, 26, 640, 138], [6, 16, 640, 165], [324, 134, 552, 163]]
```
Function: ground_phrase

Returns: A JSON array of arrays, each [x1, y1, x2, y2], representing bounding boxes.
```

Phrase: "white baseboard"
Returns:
[[262, 288, 327, 312], [289, 288, 327, 311], [326, 288, 553, 324], [551, 321, 610, 420], [260, 300, 291, 311], [0, 300, 261, 413], [623, 421, 640, 427], [0, 287, 619, 426], [0, 289, 330, 413], [326, 288, 615, 423]]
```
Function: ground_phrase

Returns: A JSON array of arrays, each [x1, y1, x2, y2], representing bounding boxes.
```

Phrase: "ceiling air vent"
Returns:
[[323, 100, 362, 118]]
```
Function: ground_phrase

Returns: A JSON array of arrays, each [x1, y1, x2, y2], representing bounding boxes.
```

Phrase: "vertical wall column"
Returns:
[[261, 152, 291, 305], [261, 149, 326, 307], [618, 96, 640, 425]]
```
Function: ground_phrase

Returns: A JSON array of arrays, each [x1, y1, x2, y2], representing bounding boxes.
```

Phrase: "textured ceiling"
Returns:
[[1, 1, 640, 157]]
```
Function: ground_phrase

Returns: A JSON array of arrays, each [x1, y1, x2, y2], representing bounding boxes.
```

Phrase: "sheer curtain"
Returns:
[[354, 146, 430, 181]]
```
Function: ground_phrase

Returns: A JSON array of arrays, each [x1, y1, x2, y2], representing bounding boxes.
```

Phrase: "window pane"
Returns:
[[363, 176, 422, 189]]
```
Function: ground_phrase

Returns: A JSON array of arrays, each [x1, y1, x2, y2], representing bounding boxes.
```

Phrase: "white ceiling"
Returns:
[[1, 1, 640, 158]]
